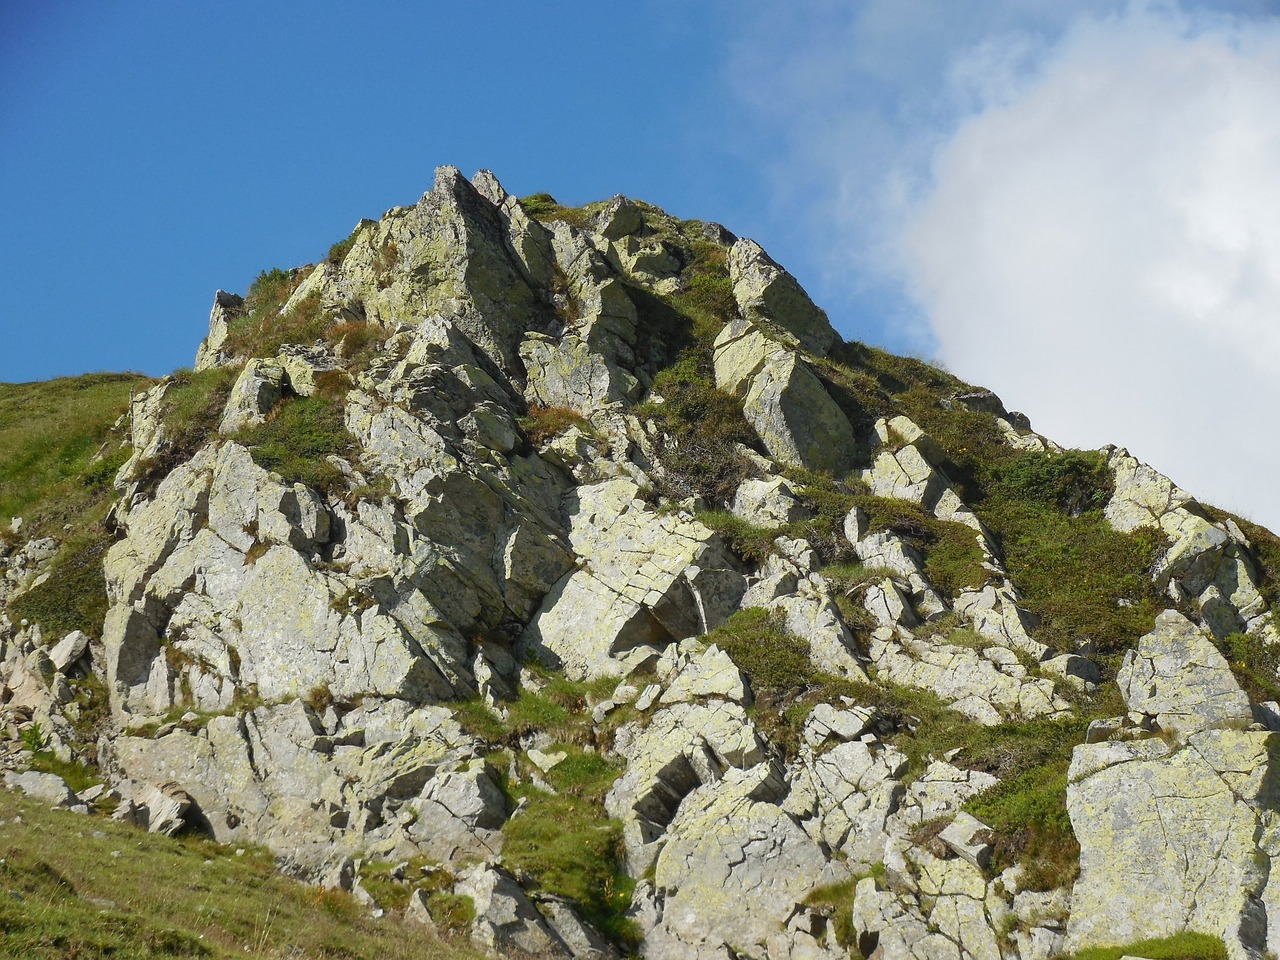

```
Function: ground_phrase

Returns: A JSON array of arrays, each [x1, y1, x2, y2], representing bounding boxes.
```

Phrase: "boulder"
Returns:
[[1066, 729, 1277, 959], [713, 322, 858, 475], [3, 770, 76, 808], [939, 811, 993, 869], [1116, 609, 1251, 734], [524, 478, 745, 679], [218, 359, 286, 434], [48, 630, 89, 673], [647, 766, 844, 957], [455, 863, 569, 957], [194, 290, 244, 371], [728, 238, 837, 356], [730, 476, 810, 529]]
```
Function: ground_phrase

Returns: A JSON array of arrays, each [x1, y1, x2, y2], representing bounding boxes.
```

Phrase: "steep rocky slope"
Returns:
[[5, 166, 1280, 960]]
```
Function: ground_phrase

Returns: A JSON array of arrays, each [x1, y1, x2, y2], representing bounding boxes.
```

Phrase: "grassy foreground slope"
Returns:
[[0, 791, 480, 960]]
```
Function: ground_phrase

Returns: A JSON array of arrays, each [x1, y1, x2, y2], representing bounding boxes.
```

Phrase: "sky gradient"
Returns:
[[4, 1, 1280, 528]]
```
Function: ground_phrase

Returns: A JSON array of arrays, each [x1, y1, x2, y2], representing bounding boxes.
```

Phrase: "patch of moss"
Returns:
[[1061, 931, 1227, 960], [233, 393, 352, 494]]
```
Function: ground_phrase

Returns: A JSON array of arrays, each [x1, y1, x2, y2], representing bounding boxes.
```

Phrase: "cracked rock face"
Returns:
[[1067, 612, 1277, 960]]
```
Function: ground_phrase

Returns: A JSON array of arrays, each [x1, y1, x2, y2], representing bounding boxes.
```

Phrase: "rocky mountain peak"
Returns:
[[4, 166, 1280, 960]]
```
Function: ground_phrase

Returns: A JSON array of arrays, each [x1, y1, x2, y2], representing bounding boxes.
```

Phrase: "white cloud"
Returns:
[[724, 0, 1280, 529], [902, 4, 1280, 527]]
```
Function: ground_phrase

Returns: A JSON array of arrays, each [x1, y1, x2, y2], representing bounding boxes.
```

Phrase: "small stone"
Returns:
[[939, 812, 994, 869], [527, 749, 568, 773], [635, 684, 661, 711]]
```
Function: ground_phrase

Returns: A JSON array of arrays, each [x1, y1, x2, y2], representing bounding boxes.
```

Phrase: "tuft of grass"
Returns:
[[803, 875, 865, 952], [222, 267, 342, 361], [330, 321, 390, 368], [520, 405, 594, 446], [28, 752, 103, 794], [846, 491, 989, 598], [501, 789, 637, 949]]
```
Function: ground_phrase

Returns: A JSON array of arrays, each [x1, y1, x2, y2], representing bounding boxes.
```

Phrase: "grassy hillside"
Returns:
[[0, 790, 480, 960], [0, 373, 148, 537]]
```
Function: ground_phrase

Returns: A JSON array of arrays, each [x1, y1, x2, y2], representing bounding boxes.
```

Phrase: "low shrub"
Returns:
[[965, 762, 1079, 891], [695, 510, 780, 565], [327, 224, 362, 264], [978, 498, 1164, 655], [1218, 630, 1280, 704], [637, 354, 761, 505], [518, 193, 593, 228]]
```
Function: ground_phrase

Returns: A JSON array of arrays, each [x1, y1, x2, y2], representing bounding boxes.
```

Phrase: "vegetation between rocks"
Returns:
[[234, 392, 352, 495]]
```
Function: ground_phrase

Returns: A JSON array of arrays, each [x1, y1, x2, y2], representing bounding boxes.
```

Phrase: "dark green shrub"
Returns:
[[638, 354, 761, 505]]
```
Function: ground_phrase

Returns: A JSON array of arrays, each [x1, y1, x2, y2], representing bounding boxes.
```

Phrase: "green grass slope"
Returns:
[[0, 791, 480, 960]]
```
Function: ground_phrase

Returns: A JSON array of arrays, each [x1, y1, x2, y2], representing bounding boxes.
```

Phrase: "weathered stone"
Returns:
[[939, 811, 993, 869], [219, 359, 286, 434], [194, 290, 244, 371], [863, 416, 983, 532], [866, 626, 1068, 725], [3, 770, 76, 807], [728, 238, 836, 355], [409, 759, 509, 863], [48, 630, 89, 673], [594, 195, 645, 240], [1067, 728, 1278, 959], [802, 703, 876, 749], [524, 478, 744, 679], [713, 323, 857, 475], [648, 766, 844, 957], [1116, 609, 1251, 734], [730, 476, 810, 529], [658, 641, 749, 706], [607, 700, 766, 873], [455, 863, 568, 957], [853, 531, 947, 622]]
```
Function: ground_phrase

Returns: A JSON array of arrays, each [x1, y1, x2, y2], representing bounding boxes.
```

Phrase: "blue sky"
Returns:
[[5, 1, 1280, 528]]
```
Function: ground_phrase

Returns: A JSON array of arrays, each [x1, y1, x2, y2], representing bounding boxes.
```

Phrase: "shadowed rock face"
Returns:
[[7, 166, 1280, 960]]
